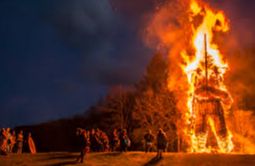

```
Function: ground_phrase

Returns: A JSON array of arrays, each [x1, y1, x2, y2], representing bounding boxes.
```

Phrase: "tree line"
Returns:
[[16, 53, 179, 152]]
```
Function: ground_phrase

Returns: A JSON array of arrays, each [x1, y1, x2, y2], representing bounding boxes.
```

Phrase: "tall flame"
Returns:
[[182, 0, 234, 153]]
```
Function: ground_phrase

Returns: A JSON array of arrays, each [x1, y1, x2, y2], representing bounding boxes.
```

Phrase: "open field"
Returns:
[[0, 152, 255, 166]]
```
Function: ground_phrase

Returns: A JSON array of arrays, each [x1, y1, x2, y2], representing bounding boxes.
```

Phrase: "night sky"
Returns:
[[1, 0, 255, 127]]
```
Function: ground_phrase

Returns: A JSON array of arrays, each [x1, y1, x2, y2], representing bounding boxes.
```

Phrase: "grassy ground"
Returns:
[[0, 152, 255, 166]]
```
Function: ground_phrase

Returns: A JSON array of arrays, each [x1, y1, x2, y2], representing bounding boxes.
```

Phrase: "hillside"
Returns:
[[1, 152, 255, 166]]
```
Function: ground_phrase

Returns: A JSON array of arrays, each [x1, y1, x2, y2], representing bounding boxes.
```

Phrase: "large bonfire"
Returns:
[[143, 0, 255, 153], [181, 0, 233, 153], [145, 0, 238, 153]]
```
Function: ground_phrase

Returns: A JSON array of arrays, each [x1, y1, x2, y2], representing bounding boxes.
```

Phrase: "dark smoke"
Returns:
[[208, 0, 255, 110]]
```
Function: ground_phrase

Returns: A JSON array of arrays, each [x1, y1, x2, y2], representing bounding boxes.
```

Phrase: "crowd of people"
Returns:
[[75, 128, 131, 163], [76, 127, 168, 163], [1, 126, 168, 163], [0, 128, 36, 155]]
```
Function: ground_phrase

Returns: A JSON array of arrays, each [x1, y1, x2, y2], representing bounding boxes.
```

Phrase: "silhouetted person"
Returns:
[[100, 131, 109, 152], [28, 132, 36, 154], [111, 129, 119, 151], [0, 128, 7, 155], [156, 128, 167, 158], [6, 128, 12, 153], [144, 130, 155, 152], [76, 128, 90, 163], [91, 129, 102, 152], [10, 130, 16, 153], [17, 130, 24, 154], [119, 129, 130, 152], [96, 128, 104, 151], [90, 129, 96, 151]]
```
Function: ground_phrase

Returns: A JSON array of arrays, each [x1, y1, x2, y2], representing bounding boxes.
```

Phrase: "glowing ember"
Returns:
[[181, 0, 234, 153]]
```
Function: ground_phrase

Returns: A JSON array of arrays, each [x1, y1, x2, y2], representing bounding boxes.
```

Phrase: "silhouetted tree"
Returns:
[[16, 53, 179, 152], [132, 53, 178, 151], [94, 86, 136, 134]]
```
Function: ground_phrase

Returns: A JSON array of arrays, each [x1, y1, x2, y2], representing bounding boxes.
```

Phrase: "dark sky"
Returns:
[[1, 0, 255, 127]]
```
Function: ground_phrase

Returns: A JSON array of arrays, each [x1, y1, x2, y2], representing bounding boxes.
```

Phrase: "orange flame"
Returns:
[[181, 0, 234, 153]]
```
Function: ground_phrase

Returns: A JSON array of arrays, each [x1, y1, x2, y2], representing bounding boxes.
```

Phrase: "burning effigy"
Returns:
[[182, 0, 234, 153], [144, 0, 241, 153]]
